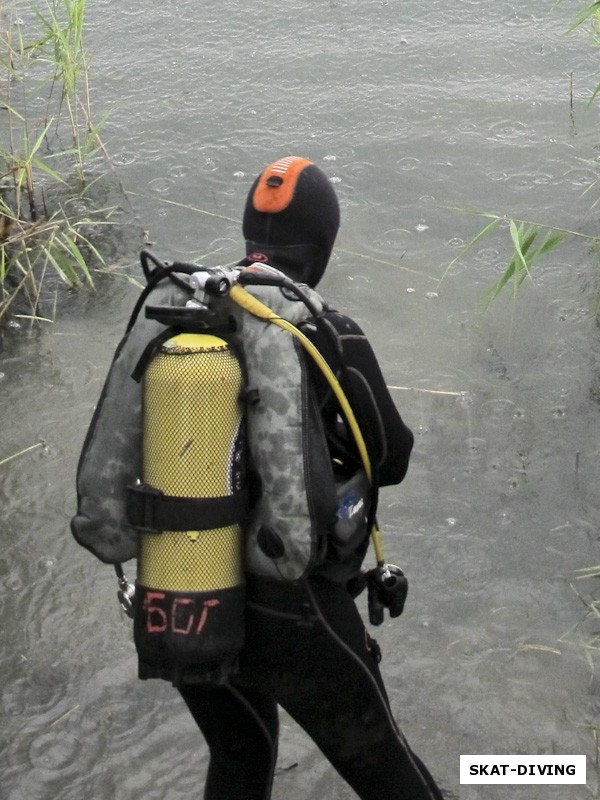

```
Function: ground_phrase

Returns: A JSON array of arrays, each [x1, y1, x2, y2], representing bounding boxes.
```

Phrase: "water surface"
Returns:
[[1, 1, 600, 797]]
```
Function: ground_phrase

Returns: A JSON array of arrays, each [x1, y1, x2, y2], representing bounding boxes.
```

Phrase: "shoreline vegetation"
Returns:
[[0, 0, 113, 329]]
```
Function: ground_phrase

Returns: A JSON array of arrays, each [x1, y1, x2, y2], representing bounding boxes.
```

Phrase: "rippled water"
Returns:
[[2, 0, 600, 797]]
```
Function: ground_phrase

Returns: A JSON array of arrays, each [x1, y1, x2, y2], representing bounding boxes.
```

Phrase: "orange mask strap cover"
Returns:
[[252, 156, 313, 214]]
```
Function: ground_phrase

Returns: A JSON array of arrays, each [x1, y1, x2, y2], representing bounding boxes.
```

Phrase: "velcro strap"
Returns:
[[127, 482, 247, 532]]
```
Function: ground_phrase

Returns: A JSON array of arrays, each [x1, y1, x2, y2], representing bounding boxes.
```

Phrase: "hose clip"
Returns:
[[115, 564, 135, 619]]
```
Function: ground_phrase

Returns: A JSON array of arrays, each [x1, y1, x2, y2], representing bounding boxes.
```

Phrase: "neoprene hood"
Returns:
[[242, 156, 340, 287]]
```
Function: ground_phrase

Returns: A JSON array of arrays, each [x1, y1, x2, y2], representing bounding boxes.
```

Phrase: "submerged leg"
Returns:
[[293, 579, 442, 799], [178, 683, 279, 800], [242, 576, 443, 800]]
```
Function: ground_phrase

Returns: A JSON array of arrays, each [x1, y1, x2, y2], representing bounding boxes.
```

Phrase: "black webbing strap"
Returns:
[[131, 327, 178, 384], [126, 482, 248, 532]]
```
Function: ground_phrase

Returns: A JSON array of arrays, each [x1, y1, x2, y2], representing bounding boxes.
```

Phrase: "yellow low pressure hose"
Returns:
[[228, 283, 386, 566]]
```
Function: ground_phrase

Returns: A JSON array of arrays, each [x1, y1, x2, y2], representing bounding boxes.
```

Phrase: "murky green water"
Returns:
[[2, 0, 600, 797]]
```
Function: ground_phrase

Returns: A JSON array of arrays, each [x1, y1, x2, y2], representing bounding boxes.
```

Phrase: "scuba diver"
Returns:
[[71, 155, 443, 799]]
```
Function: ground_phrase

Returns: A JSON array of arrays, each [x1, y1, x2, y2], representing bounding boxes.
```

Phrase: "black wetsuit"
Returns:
[[178, 309, 443, 800]]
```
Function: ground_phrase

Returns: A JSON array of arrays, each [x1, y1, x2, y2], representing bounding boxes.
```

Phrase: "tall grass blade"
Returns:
[[437, 212, 501, 286], [564, 1, 600, 33], [482, 222, 568, 312]]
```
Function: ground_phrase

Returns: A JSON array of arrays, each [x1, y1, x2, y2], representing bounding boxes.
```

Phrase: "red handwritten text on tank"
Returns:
[[143, 591, 221, 634]]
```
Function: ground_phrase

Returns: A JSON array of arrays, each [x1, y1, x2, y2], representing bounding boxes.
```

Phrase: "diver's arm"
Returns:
[[301, 310, 414, 486]]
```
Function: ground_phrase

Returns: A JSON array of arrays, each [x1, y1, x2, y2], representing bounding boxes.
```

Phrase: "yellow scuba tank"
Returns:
[[129, 332, 247, 684]]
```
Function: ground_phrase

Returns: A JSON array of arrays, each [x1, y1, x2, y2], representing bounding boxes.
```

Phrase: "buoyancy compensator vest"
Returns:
[[226, 280, 339, 581]]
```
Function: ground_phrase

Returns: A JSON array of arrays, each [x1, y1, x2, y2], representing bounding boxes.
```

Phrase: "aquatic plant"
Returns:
[[0, 0, 110, 326], [439, 210, 580, 314], [484, 221, 572, 311]]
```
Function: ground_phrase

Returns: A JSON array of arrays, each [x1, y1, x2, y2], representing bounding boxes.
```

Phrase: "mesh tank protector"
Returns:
[[131, 332, 247, 684]]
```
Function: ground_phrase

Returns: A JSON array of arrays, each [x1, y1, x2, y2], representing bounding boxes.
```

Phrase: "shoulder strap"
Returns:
[[130, 327, 178, 383]]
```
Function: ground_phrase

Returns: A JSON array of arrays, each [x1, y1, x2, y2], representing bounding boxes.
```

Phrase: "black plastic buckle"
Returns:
[[126, 482, 164, 532]]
